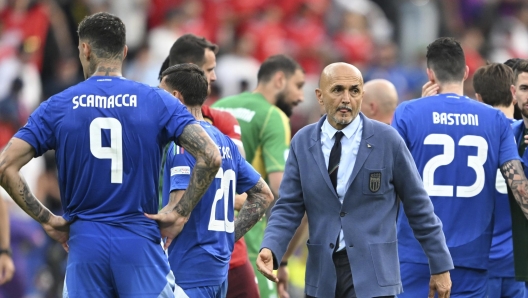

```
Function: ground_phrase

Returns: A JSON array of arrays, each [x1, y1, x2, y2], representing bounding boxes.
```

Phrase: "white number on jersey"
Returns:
[[496, 169, 507, 194], [423, 134, 488, 197], [89, 117, 123, 184], [208, 168, 236, 233]]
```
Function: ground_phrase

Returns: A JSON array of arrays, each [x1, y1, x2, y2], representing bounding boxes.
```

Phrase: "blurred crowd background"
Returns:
[[1, 0, 528, 297]]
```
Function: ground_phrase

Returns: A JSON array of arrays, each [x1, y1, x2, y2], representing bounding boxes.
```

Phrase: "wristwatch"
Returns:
[[0, 248, 12, 257]]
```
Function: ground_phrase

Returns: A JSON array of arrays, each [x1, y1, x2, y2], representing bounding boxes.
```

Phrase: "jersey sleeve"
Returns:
[[261, 108, 291, 173], [211, 108, 242, 141], [165, 142, 195, 191], [498, 111, 521, 166], [14, 99, 56, 156], [391, 102, 410, 147], [156, 89, 197, 143]]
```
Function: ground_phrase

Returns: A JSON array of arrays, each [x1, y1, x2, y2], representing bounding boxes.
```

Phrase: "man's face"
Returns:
[[275, 69, 305, 117], [316, 66, 364, 130], [201, 48, 217, 95], [515, 72, 528, 119]]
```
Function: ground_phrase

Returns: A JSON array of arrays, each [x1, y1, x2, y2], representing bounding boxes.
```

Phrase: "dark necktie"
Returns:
[[328, 131, 344, 192]]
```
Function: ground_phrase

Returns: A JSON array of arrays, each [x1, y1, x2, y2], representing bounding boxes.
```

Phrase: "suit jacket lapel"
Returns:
[[309, 116, 337, 196], [347, 114, 375, 186]]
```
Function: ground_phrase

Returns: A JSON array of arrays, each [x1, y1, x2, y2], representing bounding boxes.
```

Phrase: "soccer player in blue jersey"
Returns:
[[156, 63, 274, 298], [392, 37, 528, 297], [0, 12, 222, 297], [473, 63, 526, 297]]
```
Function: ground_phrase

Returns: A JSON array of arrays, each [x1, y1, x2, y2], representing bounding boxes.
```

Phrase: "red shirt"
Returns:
[[201, 105, 248, 268], [201, 105, 241, 141], [0, 3, 50, 71]]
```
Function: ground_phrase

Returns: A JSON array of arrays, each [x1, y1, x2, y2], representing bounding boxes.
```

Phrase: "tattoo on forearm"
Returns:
[[19, 179, 50, 223], [235, 179, 272, 241], [501, 160, 528, 219], [174, 124, 220, 217], [1, 174, 50, 223]]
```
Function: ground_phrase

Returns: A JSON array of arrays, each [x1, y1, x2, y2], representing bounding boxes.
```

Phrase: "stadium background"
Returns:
[[1, 0, 528, 297]]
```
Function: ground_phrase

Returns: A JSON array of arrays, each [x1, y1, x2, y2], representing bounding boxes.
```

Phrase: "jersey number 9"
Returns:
[[89, 117, 123, 184]]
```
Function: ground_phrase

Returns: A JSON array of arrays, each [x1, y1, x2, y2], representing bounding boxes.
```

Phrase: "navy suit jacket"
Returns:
[[261, 114, 453, 298]]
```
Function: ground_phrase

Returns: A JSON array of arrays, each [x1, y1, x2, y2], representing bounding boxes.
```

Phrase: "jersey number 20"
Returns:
[[423, 134, 488, 197], [209, 168, 236, 233], [89, 117, 123, 184]]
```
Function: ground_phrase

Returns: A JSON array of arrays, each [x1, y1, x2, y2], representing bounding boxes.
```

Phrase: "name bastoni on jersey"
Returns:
[[72, 94, 137, 109], [432, 112, 479, 126]]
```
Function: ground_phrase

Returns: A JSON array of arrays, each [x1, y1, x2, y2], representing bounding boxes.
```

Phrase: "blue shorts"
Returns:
[[183, 279, 228, 298], [63, 221, 175, 298], [399, 262, 487, 298], [488, 277, 525, 298]]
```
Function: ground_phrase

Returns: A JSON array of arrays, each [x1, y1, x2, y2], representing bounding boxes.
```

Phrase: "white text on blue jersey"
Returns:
[[72, 94, 137, 109]]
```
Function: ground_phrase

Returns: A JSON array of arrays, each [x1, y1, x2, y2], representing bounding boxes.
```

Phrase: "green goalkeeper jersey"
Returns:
[[213, 92, 290, 298], [213, 92, 290, 178]]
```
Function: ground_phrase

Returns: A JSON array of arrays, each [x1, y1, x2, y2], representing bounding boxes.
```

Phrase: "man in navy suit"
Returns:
[[256, 62, 453, 298]]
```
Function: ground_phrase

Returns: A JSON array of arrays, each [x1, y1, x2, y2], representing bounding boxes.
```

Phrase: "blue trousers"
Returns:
[[63, 221, 175, 298], [488, 277, 525, 298], [183, 279, 228, 298], [399, 262, 487, 298]]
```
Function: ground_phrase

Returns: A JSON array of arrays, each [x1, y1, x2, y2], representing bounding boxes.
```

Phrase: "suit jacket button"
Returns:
[[329, 243, 335, 249], [340, 212, 346, 217]]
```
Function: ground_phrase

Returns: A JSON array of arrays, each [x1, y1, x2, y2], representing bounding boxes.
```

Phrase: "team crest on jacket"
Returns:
[[369, 172, 381, 192]]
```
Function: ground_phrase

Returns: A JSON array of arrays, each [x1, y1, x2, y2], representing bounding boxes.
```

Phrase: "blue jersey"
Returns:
[[14, 76, 196, 242], [489, 118, 516, 278], [392, 93, 519, 269], [162, 121, 260, 288]]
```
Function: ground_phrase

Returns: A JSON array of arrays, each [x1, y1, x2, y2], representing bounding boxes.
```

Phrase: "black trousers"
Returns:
[[306, 250, 395, 298]]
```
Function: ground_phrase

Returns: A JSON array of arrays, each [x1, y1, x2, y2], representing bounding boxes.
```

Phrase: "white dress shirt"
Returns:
[[321, 115, 363, 251]]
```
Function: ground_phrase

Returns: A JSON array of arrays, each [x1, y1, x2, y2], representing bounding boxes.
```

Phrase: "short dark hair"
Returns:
[[504, 58, 524, 71], [513, 60, 528, 83], [158, 56, 170, 81], [169, 34, 218, 67], [157, 34, 218, 81], [473, 63, 514, 108], [426, 37, 466, 83], [77, 12, 126, 59], [161, 63, 208, 107], [257, 55, 303, 83]]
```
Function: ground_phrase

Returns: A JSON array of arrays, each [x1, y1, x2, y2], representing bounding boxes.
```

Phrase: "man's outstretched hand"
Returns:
[[257, 248, 279, 283]]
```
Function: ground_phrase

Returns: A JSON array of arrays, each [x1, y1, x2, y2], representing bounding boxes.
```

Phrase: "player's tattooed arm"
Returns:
[[501, 160, 528, 220], [235, 178, 274, 242], [0, 139, 52, 223], [175, 124, 221, 217]]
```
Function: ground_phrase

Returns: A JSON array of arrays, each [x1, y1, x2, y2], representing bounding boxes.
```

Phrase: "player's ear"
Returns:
[[370, 102, 377, 114], [274, 71, 286, 89], [315, 88, 323, 105], [426, 68, 435, 84], [122, 45, 128, 60], [463, 65, 469, 81], [511, 84, 517, 98], [81, 41, 91, 61], [173, 90, 183, 102]]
